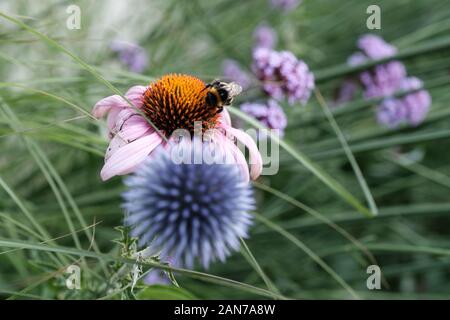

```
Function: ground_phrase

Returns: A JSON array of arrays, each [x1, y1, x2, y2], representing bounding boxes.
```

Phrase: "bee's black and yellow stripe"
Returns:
[[205, 87, 222, 108], [205, 83, 230, 108]]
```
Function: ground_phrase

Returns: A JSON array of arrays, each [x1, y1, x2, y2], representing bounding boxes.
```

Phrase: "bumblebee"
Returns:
[[203, 80, 242, 113]]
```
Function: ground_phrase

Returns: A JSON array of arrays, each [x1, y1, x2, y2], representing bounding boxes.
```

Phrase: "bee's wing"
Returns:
[[227, 82, 243, 96]]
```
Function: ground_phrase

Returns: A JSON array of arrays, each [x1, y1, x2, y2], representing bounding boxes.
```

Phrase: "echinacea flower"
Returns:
[[253, 23, 277, 49], [110, 39, 148, 73], [241, 100, 287, 137], [252, 47, 315, 105], [92, 74, 262, 182], [377, 77, 431, 128], [222, 59, 251, 90], [122, 139, 255, 268]]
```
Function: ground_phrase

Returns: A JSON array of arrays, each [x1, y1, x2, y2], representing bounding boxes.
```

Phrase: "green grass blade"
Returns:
[[315, 89, 378, 215], [239, 238, 280, 297], [253, 213, 360, 299]]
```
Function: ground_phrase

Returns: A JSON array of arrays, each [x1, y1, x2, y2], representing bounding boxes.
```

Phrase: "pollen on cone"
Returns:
[[143, 74, 220, 136]]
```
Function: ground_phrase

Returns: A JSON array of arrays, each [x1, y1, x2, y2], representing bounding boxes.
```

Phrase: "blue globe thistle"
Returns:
[[122, 140, 255, 268]]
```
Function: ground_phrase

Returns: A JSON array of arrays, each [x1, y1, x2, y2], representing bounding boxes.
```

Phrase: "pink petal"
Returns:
[[116, 115, 153, 142], [219, 108, 232, 126], [93, 85, 146, 119], [221, 124, 262, 180], [100, 132, 162, 181], [110, 108, 139, 134], [219, 134, 250, 182], [93, 95, 128, 118], [106, 107, 122, 133], [105, 134, 128, 161], [105, 118, 153, 161], [125, 85, 147, 108]]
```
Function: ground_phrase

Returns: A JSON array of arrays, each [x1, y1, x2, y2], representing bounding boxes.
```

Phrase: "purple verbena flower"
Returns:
[[358, 34, 397, 60], [347, 35, 406, 99], [376, 98, 407, 128], [377, 77, 431, 128], [361, 61, 407, 98], [253, 24, 277, 49], [222, 59, 251, 90], [241, 100, 287, 137], [335, 80, 359, 105], [110, 39, 148, 73], [252, 47, 315, 105], [270, 0, 301, 11], [343, 34, 431, 127], [399, 77, 431, 125], [347, 52, 368, 67]]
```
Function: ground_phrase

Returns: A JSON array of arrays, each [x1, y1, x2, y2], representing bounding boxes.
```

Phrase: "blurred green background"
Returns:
[[1, 0, 450, 299]]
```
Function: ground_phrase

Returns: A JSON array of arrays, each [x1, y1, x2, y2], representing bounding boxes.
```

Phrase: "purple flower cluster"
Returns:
[[253, 24, 277, 49], [377, 77, 431, 128], [359, 60, 407, 99], [341, 34, 431, 127], [252, 47, 315, 105], [222, 59, 251, 90], [347, 35, 406, 99], [357, 34, 397, 60], [336, 80, 358, 105], [270, 0, 301, 11], [110, 39, 148, 73], [241, 100, 287, 137]]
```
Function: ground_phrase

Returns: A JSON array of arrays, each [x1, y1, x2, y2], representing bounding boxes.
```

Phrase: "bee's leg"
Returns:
[[217, 106, 223, 113], [201, 83, 212, 92]]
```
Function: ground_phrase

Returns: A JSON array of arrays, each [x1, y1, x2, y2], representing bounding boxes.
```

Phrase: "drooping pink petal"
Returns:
[[218, 133, 250, 182], [105, 134, 128, 161], [106, 107, 122, 133], [100, 132, 162, 181], [93, 95, 128, 118], [93, 85, 146, 119], [221, 124, 262, 180]]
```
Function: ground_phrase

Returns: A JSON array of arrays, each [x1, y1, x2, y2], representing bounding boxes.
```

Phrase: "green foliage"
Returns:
[[136, 285, 197, 300]]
